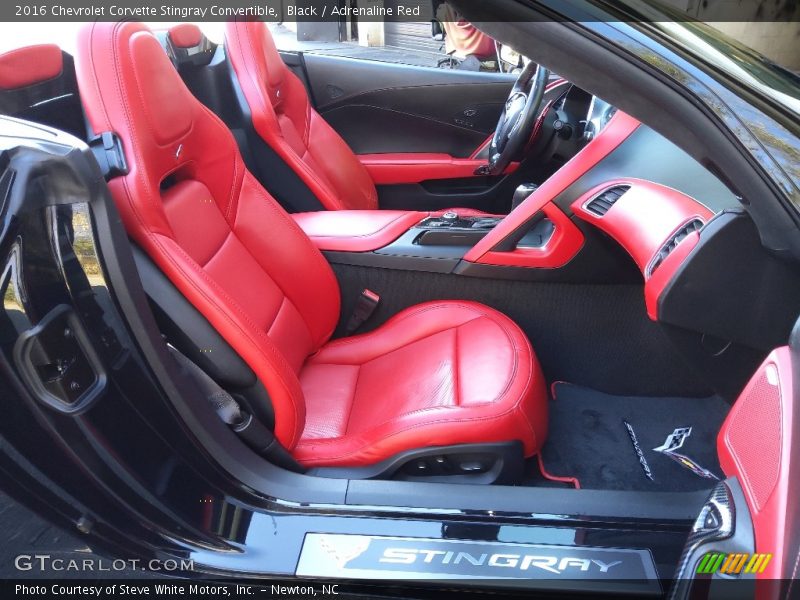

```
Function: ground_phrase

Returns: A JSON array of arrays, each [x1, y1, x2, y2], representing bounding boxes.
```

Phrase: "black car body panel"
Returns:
[[0, 1, 798, 597]]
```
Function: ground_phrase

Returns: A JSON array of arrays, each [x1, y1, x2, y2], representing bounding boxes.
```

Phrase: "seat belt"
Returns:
[[345, 288, 380, 335], [167, 345, 304, 473]]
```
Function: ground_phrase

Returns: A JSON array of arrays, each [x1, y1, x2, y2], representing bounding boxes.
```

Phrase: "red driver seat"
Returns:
[[224, 22, 492, 216], [75, 22, 547, 469], [225, 21, 378, 211]]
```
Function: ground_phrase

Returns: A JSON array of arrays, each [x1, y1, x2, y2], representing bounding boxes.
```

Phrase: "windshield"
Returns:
[[651, 20, 800, 116]]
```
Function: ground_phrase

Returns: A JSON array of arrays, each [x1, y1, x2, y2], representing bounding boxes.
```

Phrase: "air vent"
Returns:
[[585, 185, 630, 216], [649, 219, 704, 275]]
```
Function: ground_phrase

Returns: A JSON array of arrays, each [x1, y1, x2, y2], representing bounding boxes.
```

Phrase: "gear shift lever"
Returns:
[[511, 183, 538, 211]]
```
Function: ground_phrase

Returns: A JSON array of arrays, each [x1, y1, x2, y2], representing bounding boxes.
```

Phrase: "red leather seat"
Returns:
[[224, 22, 493, 216], [297, 301, 544, 466], [75, 22, 547, 468], [225, 21, 378, 211]]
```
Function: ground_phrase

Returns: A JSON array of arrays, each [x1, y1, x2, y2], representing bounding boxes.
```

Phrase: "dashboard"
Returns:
[[583, 96, 617, 143], [570, 178, 713, 319], [547, 87, 618, 165]]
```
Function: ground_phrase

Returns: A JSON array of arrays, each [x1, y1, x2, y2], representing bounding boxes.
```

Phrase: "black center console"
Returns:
[[294, 204, 559, 275], [415, 211, 502, 246]]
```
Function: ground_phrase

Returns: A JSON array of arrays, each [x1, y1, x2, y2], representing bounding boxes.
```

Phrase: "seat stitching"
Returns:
[[453, 325, 460, 407], [318, 303, 492, 350], [198, 229, 232, 269], [341, 364, 361, 437], [313, 314, 482, 361], [224, 147, 239, 223], [86, 25, 112, 132], [303, 87, 311, 146], [304, 307, 528, 447]]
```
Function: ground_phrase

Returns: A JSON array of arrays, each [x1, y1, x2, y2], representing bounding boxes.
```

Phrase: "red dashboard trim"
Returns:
[[571, 178, 712, 320], [463, 110, 641, 268], [643, 231, 700, 320], [571, 178, 712, 272], [718, 347, 794, 581], [474, 201, 585, 268], [292, 210, 426, 252], [358, 153, 518, 185]]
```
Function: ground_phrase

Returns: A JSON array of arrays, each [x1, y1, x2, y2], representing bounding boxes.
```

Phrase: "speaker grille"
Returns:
[[725, 365, 782, 512]]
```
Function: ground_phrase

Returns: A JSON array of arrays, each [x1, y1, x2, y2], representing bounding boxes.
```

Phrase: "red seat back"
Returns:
[[225, 21, 378, 211], [76, 22, 341, 448]]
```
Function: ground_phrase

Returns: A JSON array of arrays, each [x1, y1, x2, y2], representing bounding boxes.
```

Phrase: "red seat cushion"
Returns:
[[297, 301, 546, 467], [75, 22, 546, 468]]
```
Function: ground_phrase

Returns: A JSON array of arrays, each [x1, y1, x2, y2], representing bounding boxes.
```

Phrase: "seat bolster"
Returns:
[[306, 110, 379, 210], [138, 231, 309, 450]]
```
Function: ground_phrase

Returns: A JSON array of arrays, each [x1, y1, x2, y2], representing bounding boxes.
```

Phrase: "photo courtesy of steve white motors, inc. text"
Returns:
[[15, 583, 341, 597]]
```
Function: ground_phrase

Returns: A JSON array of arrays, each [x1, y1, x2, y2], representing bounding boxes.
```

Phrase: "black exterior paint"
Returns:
[[0, 2, 799, 596]]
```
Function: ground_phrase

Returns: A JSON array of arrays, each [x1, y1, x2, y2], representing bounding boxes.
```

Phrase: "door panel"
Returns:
[[717, 341, 799, 584], [301, 53, 515, 157], [358, 153, 518, 185]]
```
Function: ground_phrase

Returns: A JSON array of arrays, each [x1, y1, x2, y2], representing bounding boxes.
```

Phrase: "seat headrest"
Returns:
[[78, 22, 197, 148], [76, 21, 243, 238], [168, 23, 203, 49], [0, 44, 63, 90], [163, 23, 216, 69]]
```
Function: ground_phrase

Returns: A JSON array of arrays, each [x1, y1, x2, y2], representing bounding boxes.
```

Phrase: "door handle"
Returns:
[[13, 304, 107, 414]]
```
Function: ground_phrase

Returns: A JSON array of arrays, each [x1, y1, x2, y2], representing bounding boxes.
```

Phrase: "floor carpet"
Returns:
[[539, 383, 730, 492]]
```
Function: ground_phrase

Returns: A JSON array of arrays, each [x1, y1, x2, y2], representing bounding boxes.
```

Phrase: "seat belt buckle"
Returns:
[[345, 289, 380, 335]]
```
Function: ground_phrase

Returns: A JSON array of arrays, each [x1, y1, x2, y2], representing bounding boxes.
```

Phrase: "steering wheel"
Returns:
[[487, 62, 550, 175]]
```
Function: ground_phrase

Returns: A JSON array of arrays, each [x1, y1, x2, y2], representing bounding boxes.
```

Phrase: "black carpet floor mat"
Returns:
[[540, 383, 730, 492]]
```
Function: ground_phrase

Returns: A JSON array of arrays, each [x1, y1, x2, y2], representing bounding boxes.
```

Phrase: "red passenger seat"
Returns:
[[75, 22, 547, 469]]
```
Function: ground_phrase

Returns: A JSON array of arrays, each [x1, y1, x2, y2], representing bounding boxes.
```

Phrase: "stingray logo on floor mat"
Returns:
[[652, 427, 692, 452], [653, 427, 719, 480], [623, 420, 654, 481]]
